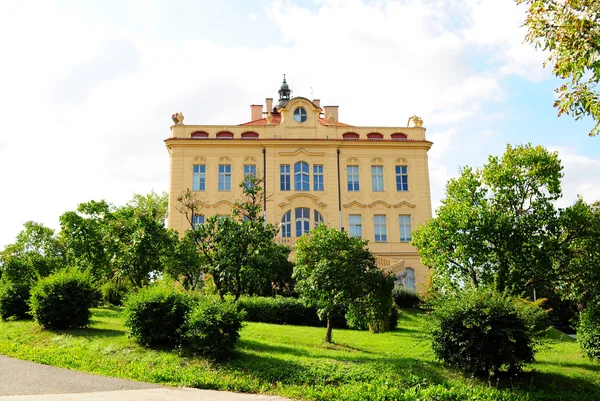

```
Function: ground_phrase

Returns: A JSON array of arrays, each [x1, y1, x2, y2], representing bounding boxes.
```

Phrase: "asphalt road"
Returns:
[[0, 355, 288, 401]]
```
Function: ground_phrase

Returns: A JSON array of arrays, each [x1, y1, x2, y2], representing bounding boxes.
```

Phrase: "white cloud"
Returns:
[[550, 147, 600, 208]]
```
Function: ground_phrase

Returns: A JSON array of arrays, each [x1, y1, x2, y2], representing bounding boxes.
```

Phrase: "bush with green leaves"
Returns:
[[123, 282, 192, 347], [29, 269, 99, 329], [346, 269, 396, 333], [0, 279, 31, 321], [393, 286, 421, 308], [428, 287, 548, 376], [183, 297, 245, 358], [101, 280, 130, 306], [578, 303, 600, 361]]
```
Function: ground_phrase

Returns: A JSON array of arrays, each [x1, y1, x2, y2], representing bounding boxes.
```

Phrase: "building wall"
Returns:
[[166, 97, 433, 291]]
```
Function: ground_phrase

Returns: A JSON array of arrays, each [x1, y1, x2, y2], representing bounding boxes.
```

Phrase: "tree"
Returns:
[[181, 175, 280, 301], [413, 144, 563, 296], [293, 224, 378, 343], [518, 0, 600, 136]]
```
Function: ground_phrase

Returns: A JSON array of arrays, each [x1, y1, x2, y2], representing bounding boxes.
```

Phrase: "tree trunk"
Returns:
[[325, 315, 333, 343]]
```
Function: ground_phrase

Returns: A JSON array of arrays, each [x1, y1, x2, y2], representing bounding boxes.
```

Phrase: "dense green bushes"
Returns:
[[184, 298, 245, 357], [101, 281, 130, 306], [123, 283, 192, 347], [428, 287, 549, 376], [578, 303, 600, 361], [393, 287, 421, 308], [29, 269, 99, 329], [0, 279, 31, 320]]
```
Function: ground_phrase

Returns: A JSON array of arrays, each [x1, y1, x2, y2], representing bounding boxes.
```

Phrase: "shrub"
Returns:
[[578, 303, 600, 361], [29, 269, 98, 329], [389, 305, 399, 330], [123, 282, 192, 347], [101, 281, 130, 306], [428, 287, 541, 375], [393, 286, 421, 308], [183, 297, 245, 358], [0, 279, 31, 321]]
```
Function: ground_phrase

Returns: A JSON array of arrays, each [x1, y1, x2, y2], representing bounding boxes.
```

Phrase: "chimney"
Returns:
[[313, 99, 321, 108], [265, 98, 273, 113], [324, 105, 339, 122], [251, 104, 263, 121]]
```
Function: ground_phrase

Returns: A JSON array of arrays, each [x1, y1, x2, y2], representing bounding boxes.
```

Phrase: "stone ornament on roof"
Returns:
[[408, 115, 423, 127], [266, 111, 273, 125], [171, 112, 184, 125], [328, 112, 335, 125]]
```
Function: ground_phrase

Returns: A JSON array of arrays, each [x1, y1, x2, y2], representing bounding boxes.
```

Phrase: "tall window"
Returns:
[[294, 162, 309, 191], [349, 215, 362, 238], [192, 165, 205, 191], [295, 207, 311, 237], [218, 164, 231, 191], [374, 215, 387, 242], [371, 166, 384, 192], [243, 164, 256, 189], [347, 165, 360, 191], [396, 165, 408, 191], [192, 214, 204, 229], [281, 211, 291, 238], [313, 165, 324, 191], [280, 165, 290, 191], [314, 210, 324, 227], [404, 268, 416, 291], [399, 215, 412, 242]]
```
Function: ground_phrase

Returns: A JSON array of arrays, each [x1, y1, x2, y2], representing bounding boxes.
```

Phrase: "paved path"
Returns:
[[0, 355, 289, 401]]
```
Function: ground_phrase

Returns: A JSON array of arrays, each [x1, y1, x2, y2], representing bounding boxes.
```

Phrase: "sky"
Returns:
[[1, 0, 599, 249]]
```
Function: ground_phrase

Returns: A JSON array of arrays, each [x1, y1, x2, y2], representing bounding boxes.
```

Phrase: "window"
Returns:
[[243, 164, 256, 189], [313, 165, 324, 191], [396, 165, 408, 191], [280, 165, 290, 191], [399, 215, 412, 242], [374, 215, 387, 242], [294, 162, 309, 191], [295, 207, 311, 237], [241, 132, 259, 139], [391, 133, 407, 140], [216, 131, 234, 139], [191, 131, 208, 139], [314, 210, 324, 227], [404, 268, 416, 291], [343, 132, 360, 140], [192, 165, 206, 191], [367, 132, 383, 140], [347, 165, 360, 191], [293, 107, 308, 122], [371, 166, 384, 192], [192, 214, 204, 229], [349, 215, 362, 238], [281, 211, 291, 238], [218, 164, 231, 191]]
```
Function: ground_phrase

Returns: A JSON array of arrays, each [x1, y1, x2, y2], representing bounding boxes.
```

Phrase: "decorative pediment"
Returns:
[[219, 156, 232, 162], [278, 148, 325, 157], [395, 157, 408, 164], [343, 201, 367, 209], [368, 200, 392, 208], [244, 156, 257, 162], [278, 193, 327, 208], [212, 200, 234, 208], [192, 156, 206, 162], [346, 157, 360, 164], [393, 200, 416, 209], [371, 157, 384, 164]]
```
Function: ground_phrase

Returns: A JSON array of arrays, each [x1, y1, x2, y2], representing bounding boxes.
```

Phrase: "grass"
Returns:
[[0, 307, 598, 400]]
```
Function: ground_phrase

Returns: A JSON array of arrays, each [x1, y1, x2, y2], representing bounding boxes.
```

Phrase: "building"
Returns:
[[165, 76, 433, 291]]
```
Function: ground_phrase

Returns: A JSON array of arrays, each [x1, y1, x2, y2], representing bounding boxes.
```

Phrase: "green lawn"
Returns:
[[0, 308, 598, 401]]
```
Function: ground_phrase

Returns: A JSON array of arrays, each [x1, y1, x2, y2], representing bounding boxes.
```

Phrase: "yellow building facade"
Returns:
[[165, 77, 433, 291]]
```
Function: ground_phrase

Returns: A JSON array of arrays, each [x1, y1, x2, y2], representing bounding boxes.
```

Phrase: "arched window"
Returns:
[[281, 211, 291, 238], [294, 162, 309, 191], [391, 133, 407, 140], [314, 210, 324, 227], [241, 131, 259, 139], [367, 132, 383, 140], [343, 132, 360, 140], [295, 208, 311, 237], [404, 268, 415, 292], [191, 131, 209, 139], [216, 131, 234, 139]]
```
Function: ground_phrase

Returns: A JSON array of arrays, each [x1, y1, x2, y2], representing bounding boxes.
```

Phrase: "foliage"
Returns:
[[413, 144, 563, 296], [346, 269, 396, 333], [29, 269, 99, 329], [294, 224, 380, 342], [0, 279, 31, 320], [126, 190, 169, 223], [183, 297, 245, 358], [180, 175, 279, 301], [242, 242, 295, 297], [393, 286, 421, 308], [123, 282, 192, 347], [513, 297, 552, 343], [518, 0, 600, 136], [577, 303, 600, 361], [100, 280, 131, 306], [428, 287, 548, 376], [162, 230, 204, 291]]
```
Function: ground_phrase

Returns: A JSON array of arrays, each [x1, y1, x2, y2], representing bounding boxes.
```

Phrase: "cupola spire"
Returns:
[[276, 74, 291, 109]]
